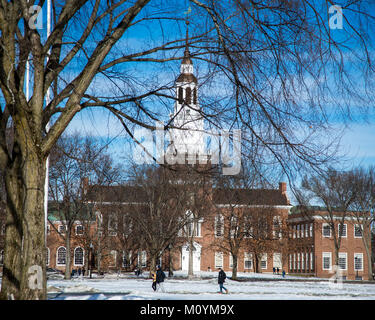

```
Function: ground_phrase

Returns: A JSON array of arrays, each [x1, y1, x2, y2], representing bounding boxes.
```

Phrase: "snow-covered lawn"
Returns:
[[47, 271, 375, 300]]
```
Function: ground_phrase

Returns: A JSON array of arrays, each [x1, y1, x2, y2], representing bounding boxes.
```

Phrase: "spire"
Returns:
[[182, 20, 192, 66], [177, 19, 196, 83]]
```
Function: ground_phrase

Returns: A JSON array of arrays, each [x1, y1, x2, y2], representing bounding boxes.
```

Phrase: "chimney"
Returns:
[[279, 182, 287, 194]]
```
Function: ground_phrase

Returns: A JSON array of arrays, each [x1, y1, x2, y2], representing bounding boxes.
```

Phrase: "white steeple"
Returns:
[[167, 22, 206, 163]]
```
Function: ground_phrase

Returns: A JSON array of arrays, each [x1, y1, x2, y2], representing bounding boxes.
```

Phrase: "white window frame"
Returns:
[[122, 250, 132, 268], [338, 252, 347, 271], [354, 253, 363, 271], [75, 224, 84, 236], [108, 214, 118, 236], [260, 253, 267, 270], [309, 223, 313, 237], [58, 224, 67, 234], [322, 223, 331, 237], [310, 252, 314, 270], [244, 253, 253, 270], [215, 252, 223, 268], [354, 224, 363, 238], [215, 215, 224, 238], [74, 247, 84, 266], [139, 251, 147, 268], [322, 252, 332, 271], [56, 246, 67, 266], [230, 216, 238, 238], [338, 223, 347, 238]]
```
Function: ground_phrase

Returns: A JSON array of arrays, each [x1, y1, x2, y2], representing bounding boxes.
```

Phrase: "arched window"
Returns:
[[74, 247, 84, 266], [185, 87, 191, 105], [57, 247, 66, 266], [178, 87, 183, 104], [193, 87, 197, 104]]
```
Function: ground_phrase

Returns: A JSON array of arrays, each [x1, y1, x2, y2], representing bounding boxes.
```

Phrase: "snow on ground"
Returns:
[[47, 271, 375, 300]]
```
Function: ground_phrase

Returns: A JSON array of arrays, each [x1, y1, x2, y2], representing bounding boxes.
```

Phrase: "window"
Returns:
[[260, 254, 267, 269], [108, 214, 118, 236], [309, 223, 313, 237], [293, 253, 296, 271], [244, 253, 253, 270], [46, 224, 50, 235], [230, 216, 238, 238], [58, 225, 66, 234], [229, 254, 238, 269], [75, 225, 84, 235], [322, 252, 332, 270], [57, 247, 66, 266], [0, 250, 3, 265], [296, 225, 300, 238], [185, 87, 191, 104], [110, 250, 117, 267], [310, 252, 314, 270], [297, 253, 300, 271], [338, 224, 347, 238], [305, 224, 309, 237], [322, 223, 331, 237], [301, 252, 305, 271], [215, 215, 224, 237], [354, 253, 363, 271], [74, 247, 84, 266], [46, 248, 50, 266], [338, 252, 347, 270], [215, 252, 223, 268], [289, 254, 292, 271], [123, 216, 133, 237], [301, 224, 304, 238], [354, 224, 362, 238], [273, 216, 282, 239], [122, 251, 132, 268], [178, 87, 183, 104], [139, 251, 147, 268]]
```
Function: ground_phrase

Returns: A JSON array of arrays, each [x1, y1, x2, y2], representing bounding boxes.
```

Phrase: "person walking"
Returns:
[[156, 265, 166, 292], [151, 270, 157, 291], [218, 268, 228, 294]]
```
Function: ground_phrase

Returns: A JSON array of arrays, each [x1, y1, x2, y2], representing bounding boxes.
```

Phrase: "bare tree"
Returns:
[[350, 166, 375, 281], [48, 133, 121, 278], [296, 169, 357, 269], [0, 0, 374, 299]]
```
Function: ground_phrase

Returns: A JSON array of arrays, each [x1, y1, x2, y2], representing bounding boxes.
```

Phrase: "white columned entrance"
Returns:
[[181, 242, 201, 272]]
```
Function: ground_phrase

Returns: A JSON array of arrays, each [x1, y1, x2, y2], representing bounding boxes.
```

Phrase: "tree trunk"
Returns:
[[0, 143, 47, 300], [232, 253, 238, 280], [362, 225, 373, 281], [65, 231, 72, 280]]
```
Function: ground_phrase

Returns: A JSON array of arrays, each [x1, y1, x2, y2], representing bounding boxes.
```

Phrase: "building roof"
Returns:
[[213, 188, 290, 206], [85, 184, 290, 207]]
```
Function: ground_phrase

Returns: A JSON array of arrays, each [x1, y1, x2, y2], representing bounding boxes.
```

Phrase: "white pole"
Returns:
[[44, 0, 51, 247]]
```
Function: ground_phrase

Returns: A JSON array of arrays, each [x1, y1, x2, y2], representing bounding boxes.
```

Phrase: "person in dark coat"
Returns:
[[156, 265, 166, 292], [218, 268, 228, 294]]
